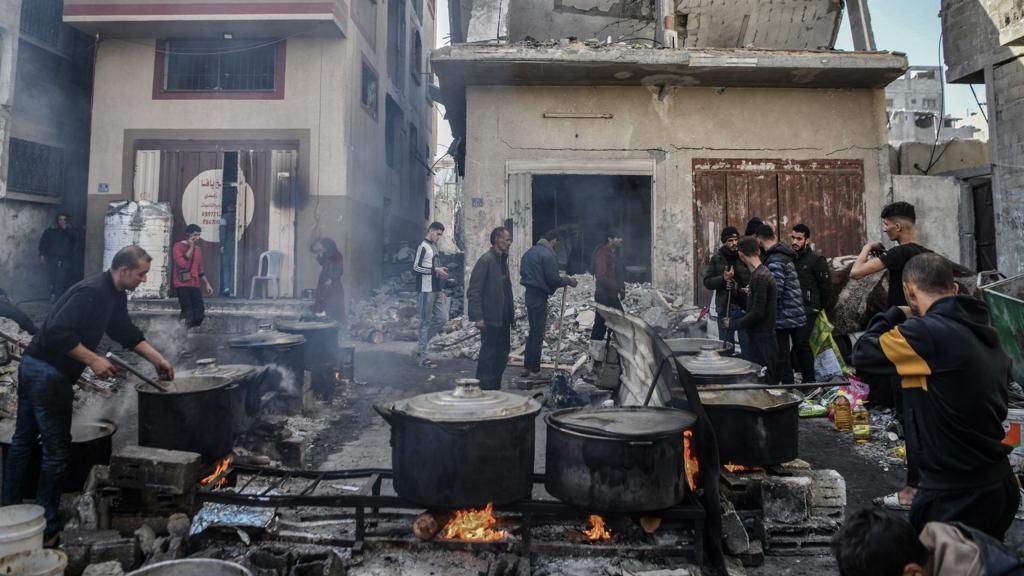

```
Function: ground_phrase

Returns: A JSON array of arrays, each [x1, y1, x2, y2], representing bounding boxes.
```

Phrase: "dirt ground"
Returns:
[[299, 339, 920, 576]]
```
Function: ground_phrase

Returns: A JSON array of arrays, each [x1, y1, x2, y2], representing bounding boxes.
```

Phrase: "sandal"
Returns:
[[873, 492, 912, 511]]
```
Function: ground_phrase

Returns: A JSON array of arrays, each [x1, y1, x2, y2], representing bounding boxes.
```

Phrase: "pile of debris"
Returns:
[[429, 275, 702, 364]]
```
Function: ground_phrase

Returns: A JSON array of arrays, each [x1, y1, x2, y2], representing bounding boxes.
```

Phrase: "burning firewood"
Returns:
[[582, 514, 612, 542], [412, 511, 453, 541], [639, 516, 662, 534]]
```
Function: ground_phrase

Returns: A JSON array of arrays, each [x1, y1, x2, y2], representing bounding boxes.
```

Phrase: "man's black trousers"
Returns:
[[524, 289, 548, 373], [176, 287, 205, 328], [476, 323, 511, 390]]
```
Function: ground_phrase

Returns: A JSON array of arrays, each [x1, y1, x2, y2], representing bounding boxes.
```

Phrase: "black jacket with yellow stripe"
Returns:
[[852, 296, 1012, 489]]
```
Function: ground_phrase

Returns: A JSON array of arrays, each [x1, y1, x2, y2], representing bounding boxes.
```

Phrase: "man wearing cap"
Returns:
[[703, 226, 750, 351]]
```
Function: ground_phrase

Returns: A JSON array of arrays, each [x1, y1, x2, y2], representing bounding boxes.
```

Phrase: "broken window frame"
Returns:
[[361, 59, 380, 120]]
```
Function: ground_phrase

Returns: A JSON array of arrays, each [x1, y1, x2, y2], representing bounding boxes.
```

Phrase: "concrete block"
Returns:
[[82, 561, 126, 576], [244, 548, 291, 576], [167, 513, 191, 539], [290, 550, 346, 576], [278, 438, 306, 469], [109, 446, 202, 496], [761, 476, 812, 524], [763, 516, 840, 556], [721, 508, 750, 555], [90, 536, 140, 571]]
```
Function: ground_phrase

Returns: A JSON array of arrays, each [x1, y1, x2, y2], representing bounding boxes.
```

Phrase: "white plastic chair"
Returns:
[[250, 250, 285, 299]]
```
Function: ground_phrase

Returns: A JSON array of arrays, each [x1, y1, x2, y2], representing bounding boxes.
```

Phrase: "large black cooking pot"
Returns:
[[0, 419, 116, 494], [375, 379, 542, 508], [665, 338, 735, 357], [545, 406, 697, 512], [138, 359, 263, 463], [698, 389, 802, 466], [227, 327, 305, 400], [677, 346, 762, 386], [275, 319, 340, 369]]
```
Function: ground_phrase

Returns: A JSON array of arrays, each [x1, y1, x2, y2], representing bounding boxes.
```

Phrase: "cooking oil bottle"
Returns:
[[852, 400, 871, 443], [833, 394, 852, 433]]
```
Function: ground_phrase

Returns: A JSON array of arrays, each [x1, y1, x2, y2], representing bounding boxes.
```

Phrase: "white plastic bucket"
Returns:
[[0, 506, 45, 559], [128, 559, 252, 575], [0, 549, 66, 575]]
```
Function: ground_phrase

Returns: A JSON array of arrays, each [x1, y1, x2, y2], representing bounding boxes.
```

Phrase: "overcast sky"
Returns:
[[433, 0, 987, 159]]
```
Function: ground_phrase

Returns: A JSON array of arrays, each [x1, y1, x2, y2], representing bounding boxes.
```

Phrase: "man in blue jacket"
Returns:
[[519, 229, 578, 378], [755, 225, 806, 384]]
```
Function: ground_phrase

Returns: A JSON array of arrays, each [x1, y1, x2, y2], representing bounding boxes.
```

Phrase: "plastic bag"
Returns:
[[809, 312, 848, 380], [825, 377, 870, 421]]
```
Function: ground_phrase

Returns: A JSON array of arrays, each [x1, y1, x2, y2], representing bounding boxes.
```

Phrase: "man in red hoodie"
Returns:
[[172, 224, 214, 328], [589, 229, 624, 362]]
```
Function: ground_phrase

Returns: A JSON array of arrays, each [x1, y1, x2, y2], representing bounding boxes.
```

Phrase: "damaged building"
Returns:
[[433, 0, 907, 305], [942, 0, 1024, 277], [64, 0, 437, 300]]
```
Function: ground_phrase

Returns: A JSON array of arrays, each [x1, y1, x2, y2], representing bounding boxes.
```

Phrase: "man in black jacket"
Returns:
[[3, 246, 175, 541], [703, 226, 750, 352], [38, 213, 82, 302], [756, 225, 806, 384], [519, 229, 578, 378], [467, 227, 514, 390], [726, 237, 779, 383], [791, 224, 832, 381], [853, 253, 1018, 539]]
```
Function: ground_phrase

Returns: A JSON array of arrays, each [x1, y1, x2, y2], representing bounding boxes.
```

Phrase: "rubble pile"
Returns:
[[429, 275, 702, 362]]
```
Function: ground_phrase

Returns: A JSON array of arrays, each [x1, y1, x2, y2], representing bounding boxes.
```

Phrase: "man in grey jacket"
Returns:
[[520, 229, 578, 378], [467, 227, 514, 390]]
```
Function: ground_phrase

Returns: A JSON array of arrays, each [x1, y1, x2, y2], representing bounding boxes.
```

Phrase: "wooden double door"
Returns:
[[692, 159, 866, 306]]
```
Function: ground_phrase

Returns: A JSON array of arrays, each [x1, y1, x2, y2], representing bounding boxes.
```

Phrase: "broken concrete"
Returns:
[[109, 446, 202, 496], [761, 477, 812, 524]]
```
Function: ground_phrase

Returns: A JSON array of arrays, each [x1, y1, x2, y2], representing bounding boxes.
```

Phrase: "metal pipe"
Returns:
[[698, 382, 845, 393], [105, 352, 168, 393]]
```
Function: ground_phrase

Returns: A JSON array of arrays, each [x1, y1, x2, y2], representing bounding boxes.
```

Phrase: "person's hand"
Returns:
[[437, 267, 449, 279], [204, 280, 214, 295], [475, 320, 485, 329], [724, 267, 735, 282], [89, 356, 119, 380], [568, 278, 579, 288], [324, 279, 333, 287], [154, 358, 174, 381], [723, 318, 731, 328], [725, 279, 736, 291], [898, 306, 913, 318]]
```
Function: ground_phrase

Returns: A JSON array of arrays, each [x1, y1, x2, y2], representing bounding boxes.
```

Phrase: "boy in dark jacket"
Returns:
[[589, 230, 624, 362], [755, 225, 806, 384], [726, 237, 779, 383], [853, 253, 1018, 539], [791, 223, 832, 381], [467, 227, 515, 390], [703, 226, 750, 352], [519, 229, 578, 378]]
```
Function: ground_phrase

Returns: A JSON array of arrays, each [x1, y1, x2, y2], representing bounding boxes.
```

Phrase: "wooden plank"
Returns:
[[693, 171, 727, 306]]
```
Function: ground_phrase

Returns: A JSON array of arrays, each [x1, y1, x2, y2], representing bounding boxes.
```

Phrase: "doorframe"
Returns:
[[504, 158, 658, 287]]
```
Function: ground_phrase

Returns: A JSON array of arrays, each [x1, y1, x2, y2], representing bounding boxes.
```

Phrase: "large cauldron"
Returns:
[[138, 359, 263, 463], [0, 419, 116, 494], [227, 327, 305, 403], [677, 346, 762, 386], [275, 319, 341, 399], [545, 406, 697, 512], [375, 379, 542, 508], [699, 389, 802, 466]]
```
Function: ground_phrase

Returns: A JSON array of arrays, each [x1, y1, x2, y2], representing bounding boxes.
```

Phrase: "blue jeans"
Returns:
[[2, 355, 74, 535], [417, 291, 447, 355]]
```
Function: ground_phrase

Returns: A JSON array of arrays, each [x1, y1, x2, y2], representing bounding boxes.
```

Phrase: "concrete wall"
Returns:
[[83, 0, 436, 302], [897, 140, 990, 175], [991, 55, 1024, 277], [460, 85, 890, 302], [891, 175, 975, 269]]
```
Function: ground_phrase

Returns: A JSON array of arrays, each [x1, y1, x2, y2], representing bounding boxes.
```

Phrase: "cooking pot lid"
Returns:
[[699, 389, 803, 410], [141, 359, 261, 393], [391, 379, 542, 421], [228, 327, 305, 348], [678, 346, 760, 375], [550, 407, 697, 439], [665, 338, 733, 356], [275, 319, 340, 332], [0, 419, 116, 444]]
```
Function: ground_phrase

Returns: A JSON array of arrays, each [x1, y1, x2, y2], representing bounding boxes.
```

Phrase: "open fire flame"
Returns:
[[200, 456, 232, 488], [683, 430, 699, 492], [440, 503, 508, 541], [723, 463, 765, 474], [583, 514, 612, 542]]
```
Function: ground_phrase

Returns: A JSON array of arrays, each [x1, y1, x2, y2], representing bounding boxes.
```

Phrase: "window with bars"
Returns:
[[20, 0, 66, 51], [8, 138, 64, 197], [163, 39, 279, 92], [361, 61, 379, 120]]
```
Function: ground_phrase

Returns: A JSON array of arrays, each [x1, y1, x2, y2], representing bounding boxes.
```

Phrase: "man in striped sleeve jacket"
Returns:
[[853, 252, 1018, 539], [413, 222, 449, 367]]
